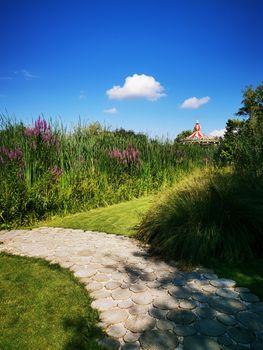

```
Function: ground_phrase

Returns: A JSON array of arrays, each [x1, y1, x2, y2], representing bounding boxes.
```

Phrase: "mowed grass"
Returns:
[[0, 253, 102, 350], [40, 194, 263, 299], [42, 195, 154, 236]]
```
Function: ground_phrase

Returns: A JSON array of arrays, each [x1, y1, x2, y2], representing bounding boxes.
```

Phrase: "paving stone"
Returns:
[[237, 311, 263, 332], [139, 330, 179, 350], [123, 331, 140, 343], [98, 337, 120, 350], [168, 286, 191, 299], [85, 281, 103, 291], [196, 319, 226, 337], [195, 306, 217, 319], [228, 326, 256, 344], [156, 320, 174, 331], [111, 271, 125, 282], [183, 335, 221, 350], [112, 288, 132, 300], [216, 288, 240, 299], [91, 298, 116, 311], [107, 323, 127, 338], [100, 267, 115, 274], [203, 273, 218, 279], [105, 281, 122, 290], [202, 284, 217, 293], [179, 300, 197, 310], [129, 283, 148, 293], [217, 314, 237, 326], [210, 278, 236, 288], [172, 278, 186, 286], [132, 292, 153, 305], [100, 309, 129, 324], [173, 324, 197, 336], [125, 315, 155, 333], [74, 268, 97, 278], [209, 297, 246, 314], [140, 272, 156, 282], [192, 292, 210, 303], [249, 302, 263, 315], [78, 249, 94, 256], [90, 289, 111, 299], [251, 341, 263, 350], [217, 335, 233, 346], [167, 309, 196, 324], [121, 342, 140, 350], [3, 227, 263, 350], [235, 287, 250, 293], [147, 281, 161, 289], [129, 304, 149, 316], [240, 292, 260, 303], [153, 296, 178, 309], [118, 300, 133, 309], [148, 307, 167, 320], [227, 345, 250, 350]]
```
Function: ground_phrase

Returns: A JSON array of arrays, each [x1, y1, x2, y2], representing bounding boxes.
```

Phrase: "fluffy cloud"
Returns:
[[106, 74, 165, 101], [104, 107, 117, 114], [210, 128, 226, 137], [180, 96, 210, 109], [79, 90, 86, 100]]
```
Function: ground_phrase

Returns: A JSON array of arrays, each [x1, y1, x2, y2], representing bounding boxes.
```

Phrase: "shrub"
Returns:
[[137, 170, 263, 264]]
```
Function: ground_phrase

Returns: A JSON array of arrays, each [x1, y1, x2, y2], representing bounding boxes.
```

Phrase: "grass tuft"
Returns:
[[137, 169, 263, 264]]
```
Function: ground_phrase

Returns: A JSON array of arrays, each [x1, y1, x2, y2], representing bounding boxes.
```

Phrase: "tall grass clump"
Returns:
[[137, 170, 263, 264], [0, 115, 215, 228]]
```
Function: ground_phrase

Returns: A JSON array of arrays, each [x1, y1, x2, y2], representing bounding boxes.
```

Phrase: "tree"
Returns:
[[216, 119, 244, 164], [175, 129, 192, 142]]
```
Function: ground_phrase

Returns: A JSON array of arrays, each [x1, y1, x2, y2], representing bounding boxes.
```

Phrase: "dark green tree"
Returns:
[[175, 129, 192, 142]]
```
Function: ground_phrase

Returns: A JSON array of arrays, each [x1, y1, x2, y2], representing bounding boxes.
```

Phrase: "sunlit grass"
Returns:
[[41, 195, 154, 236], [0, 253, 102, 350]]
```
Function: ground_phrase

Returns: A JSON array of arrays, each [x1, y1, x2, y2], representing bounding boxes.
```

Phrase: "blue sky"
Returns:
[[0, 0, 262, 138]]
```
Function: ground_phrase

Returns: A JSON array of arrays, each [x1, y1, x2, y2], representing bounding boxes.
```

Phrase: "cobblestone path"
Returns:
[[1, 227, 263, 349]]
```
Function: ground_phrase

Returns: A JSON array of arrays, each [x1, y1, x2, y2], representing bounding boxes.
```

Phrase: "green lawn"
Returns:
[[40, 195, 263, 300], [42, 195, 154, 236], [0, 253, 102, 350]]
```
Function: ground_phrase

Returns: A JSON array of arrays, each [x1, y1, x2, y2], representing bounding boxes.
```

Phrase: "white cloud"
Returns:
[[210, 128, 226, 137], [79, 90, 86, 100], [20, 70, 37, 80], [180, 96, 210, 109], [106, 74, 165, 101], [104, 107, 117, 114]]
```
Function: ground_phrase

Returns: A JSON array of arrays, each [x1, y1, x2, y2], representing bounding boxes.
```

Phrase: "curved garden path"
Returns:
[[1, 227, 263, 350]]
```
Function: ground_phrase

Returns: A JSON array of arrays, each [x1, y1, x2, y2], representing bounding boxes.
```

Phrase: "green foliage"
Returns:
[[215, 119, 244, 164], [0, 116, 214, 228], [175, 129, 192, 142], [0, 253, 102, 350], [216, 82, 263, 177], [137, 170, 263, 264]]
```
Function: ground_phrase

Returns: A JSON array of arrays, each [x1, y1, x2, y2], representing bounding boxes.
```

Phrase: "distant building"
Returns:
[[182, 120, 220, 145]]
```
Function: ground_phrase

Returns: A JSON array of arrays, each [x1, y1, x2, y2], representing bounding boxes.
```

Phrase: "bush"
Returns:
[[137, 170, 263, 264]]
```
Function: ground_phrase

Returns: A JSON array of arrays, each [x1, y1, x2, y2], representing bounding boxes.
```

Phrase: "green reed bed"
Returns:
[[0, 115, 215, 228]]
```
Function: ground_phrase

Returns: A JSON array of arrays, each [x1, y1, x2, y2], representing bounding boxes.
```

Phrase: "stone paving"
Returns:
[[1, 227, 263, 350]]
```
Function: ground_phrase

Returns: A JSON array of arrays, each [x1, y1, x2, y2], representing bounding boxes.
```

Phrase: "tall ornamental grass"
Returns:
[[0, 115, 215, 228], [137, 169, 263, 264]]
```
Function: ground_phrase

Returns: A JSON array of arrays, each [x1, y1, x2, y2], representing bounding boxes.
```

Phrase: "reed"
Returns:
[[0, 115, 215, 227]]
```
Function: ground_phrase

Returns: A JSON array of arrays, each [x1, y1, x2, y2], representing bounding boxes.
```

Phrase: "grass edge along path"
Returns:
[[41, 195, 154, 236], [0, 253, 103, 350], [38, 194, 263, 300]]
